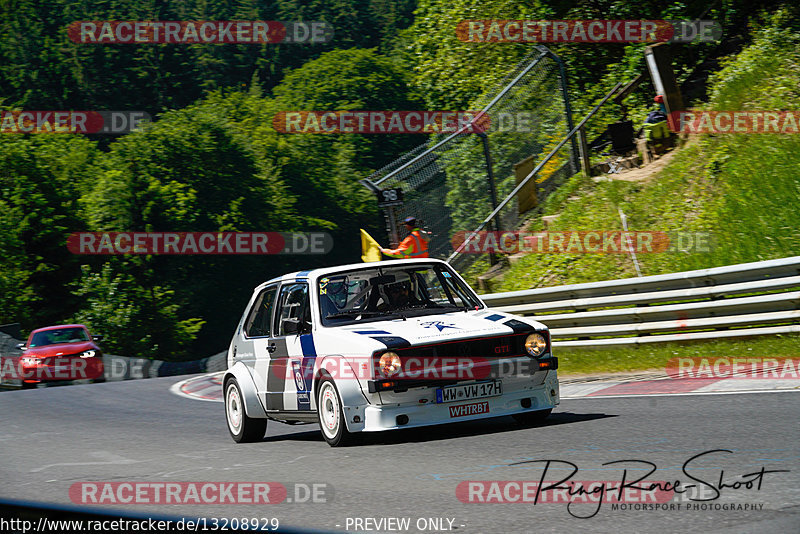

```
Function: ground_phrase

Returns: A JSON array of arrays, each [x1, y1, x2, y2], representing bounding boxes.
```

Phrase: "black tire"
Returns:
[[512, 409, 552, 426], [224, 378, 267, 443], [21, 381, 37, 390], [317, 377, 356, 447]]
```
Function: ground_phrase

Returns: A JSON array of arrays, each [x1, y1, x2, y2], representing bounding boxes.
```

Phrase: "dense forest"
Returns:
[[2, 0, 797, 359]]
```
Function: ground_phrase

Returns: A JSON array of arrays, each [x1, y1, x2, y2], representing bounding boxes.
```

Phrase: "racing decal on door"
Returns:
[[266, 338, 289, 411]]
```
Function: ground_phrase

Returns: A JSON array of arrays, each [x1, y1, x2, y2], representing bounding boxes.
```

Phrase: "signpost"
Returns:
[[376, 188, 404, 245]]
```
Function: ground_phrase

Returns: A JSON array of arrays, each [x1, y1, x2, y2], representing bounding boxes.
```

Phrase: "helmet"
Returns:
[[654, 95, 664, 104], [386, 280, 410, 295], [403, 216, 417, 226]]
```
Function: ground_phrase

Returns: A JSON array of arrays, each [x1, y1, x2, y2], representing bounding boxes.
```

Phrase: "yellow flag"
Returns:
[[360, 229, 382, 263]]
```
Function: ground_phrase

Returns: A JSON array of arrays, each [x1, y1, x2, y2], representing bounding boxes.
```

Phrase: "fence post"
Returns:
[[478, 132, 499, 266], [545, 47, 579, 173], [578, 126, 592, 178]]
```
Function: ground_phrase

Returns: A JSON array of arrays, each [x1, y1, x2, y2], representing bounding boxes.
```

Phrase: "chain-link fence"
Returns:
[[361, 46, 578, 270]]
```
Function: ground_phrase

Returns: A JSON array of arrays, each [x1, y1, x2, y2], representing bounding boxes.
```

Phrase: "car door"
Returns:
[[235, 284, 278, 412], [268, 282, 316, 412]]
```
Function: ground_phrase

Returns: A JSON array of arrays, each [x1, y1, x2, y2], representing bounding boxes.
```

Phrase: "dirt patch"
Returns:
[[595, 148, 679, 183]]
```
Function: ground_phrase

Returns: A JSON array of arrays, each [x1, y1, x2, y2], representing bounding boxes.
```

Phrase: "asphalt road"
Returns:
[[1, 376, 798, 533]]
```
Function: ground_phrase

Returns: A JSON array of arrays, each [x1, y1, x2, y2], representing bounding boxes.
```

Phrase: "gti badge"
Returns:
[[420, 320, 459, 332]]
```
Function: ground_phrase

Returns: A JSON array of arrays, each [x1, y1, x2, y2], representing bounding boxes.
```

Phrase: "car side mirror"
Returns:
[[282, 318, 310, 336], [92, 335, 104, 342], [16, 343, 26, 350]]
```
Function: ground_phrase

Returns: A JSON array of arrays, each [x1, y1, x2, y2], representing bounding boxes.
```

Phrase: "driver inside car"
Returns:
[[378, 280, 416, 311]]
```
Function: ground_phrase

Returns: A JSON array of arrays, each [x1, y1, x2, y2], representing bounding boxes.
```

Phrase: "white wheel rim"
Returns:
[[319, 382, 340, 439], [226, 384, 242, 435]]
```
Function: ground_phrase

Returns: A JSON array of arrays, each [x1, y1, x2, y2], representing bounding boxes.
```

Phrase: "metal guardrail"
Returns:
[[481, 256, 800, 346]]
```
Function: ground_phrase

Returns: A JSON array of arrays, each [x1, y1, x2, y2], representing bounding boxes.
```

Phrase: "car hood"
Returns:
[[24, 341, 98, 358], [318, 310, 547, 351]]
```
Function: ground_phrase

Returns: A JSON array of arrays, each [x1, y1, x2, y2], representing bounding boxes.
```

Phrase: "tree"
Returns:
[[0, 135, 97, 329]]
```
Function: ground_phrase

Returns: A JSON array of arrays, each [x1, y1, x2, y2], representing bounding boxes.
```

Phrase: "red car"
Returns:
[[17, 324, 105, 388]]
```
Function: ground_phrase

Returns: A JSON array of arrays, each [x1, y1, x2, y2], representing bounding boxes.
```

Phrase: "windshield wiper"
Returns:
[[325, 310, 385, 320], [437, 304, 474, 313]]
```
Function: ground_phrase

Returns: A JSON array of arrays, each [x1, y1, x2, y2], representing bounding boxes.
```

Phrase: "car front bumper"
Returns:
[[344, 371, 559, 433]]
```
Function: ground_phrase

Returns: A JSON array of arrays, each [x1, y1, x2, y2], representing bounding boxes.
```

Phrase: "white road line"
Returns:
[[562, 388, 800, 400]]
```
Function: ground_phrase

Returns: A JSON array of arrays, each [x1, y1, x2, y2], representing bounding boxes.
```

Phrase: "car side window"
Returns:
[[275, 283, 309, 336], [244, 285, 278, 338]]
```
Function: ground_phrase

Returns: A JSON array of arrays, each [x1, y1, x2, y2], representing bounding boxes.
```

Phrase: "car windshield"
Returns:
[[29, 328, 89, 347], [318, 263, 483, 326]]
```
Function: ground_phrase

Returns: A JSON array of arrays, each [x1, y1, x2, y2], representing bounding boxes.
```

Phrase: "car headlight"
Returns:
[[21, 357, 41, 366], [378, 351, 402, 377], [80, 350, 96, 358], [525, 333, 547, 357]]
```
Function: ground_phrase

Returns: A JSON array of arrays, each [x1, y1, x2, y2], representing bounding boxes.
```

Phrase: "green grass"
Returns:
[[556, 333, 800, 376], [460, 25, 800, 376], [491, 25, 800, 292]]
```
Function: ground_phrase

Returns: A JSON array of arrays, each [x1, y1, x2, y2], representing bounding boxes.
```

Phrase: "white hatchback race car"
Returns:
[[223, 258, 559, 446]]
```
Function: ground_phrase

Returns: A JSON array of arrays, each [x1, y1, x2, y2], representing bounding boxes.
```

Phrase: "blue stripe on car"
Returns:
[[484, 314, 505, 321], [300, 333, 317, 357], [370, 336, 412, 349], [353, 330, 392, 335], [298, 334, 317, 411]]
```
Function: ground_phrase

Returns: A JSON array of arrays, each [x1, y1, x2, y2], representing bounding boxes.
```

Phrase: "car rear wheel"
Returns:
[[317, 377, 355, 447], [225, 378, 267, 443], [512, 408, 552, 425]]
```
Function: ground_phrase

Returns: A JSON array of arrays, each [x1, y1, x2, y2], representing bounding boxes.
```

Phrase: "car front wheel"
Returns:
[[225, 378, 267, 443], [317, 377, 355, 447]]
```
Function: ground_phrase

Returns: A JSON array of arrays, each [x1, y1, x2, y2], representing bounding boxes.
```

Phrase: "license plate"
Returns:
[[436, 381, 502, 404]]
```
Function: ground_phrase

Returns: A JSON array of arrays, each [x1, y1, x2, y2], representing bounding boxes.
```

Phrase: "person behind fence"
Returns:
[[380, 216, 429, 259], [642, 95, 671, 150]]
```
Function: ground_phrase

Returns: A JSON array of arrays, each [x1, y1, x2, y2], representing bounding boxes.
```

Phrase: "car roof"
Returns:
[[31, 324, 89, 334], [256, 258, 450, 291]]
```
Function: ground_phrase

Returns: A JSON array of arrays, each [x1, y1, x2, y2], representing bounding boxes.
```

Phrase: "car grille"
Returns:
[[394, 332, 534, 360], [369, 332, 551, 392]]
